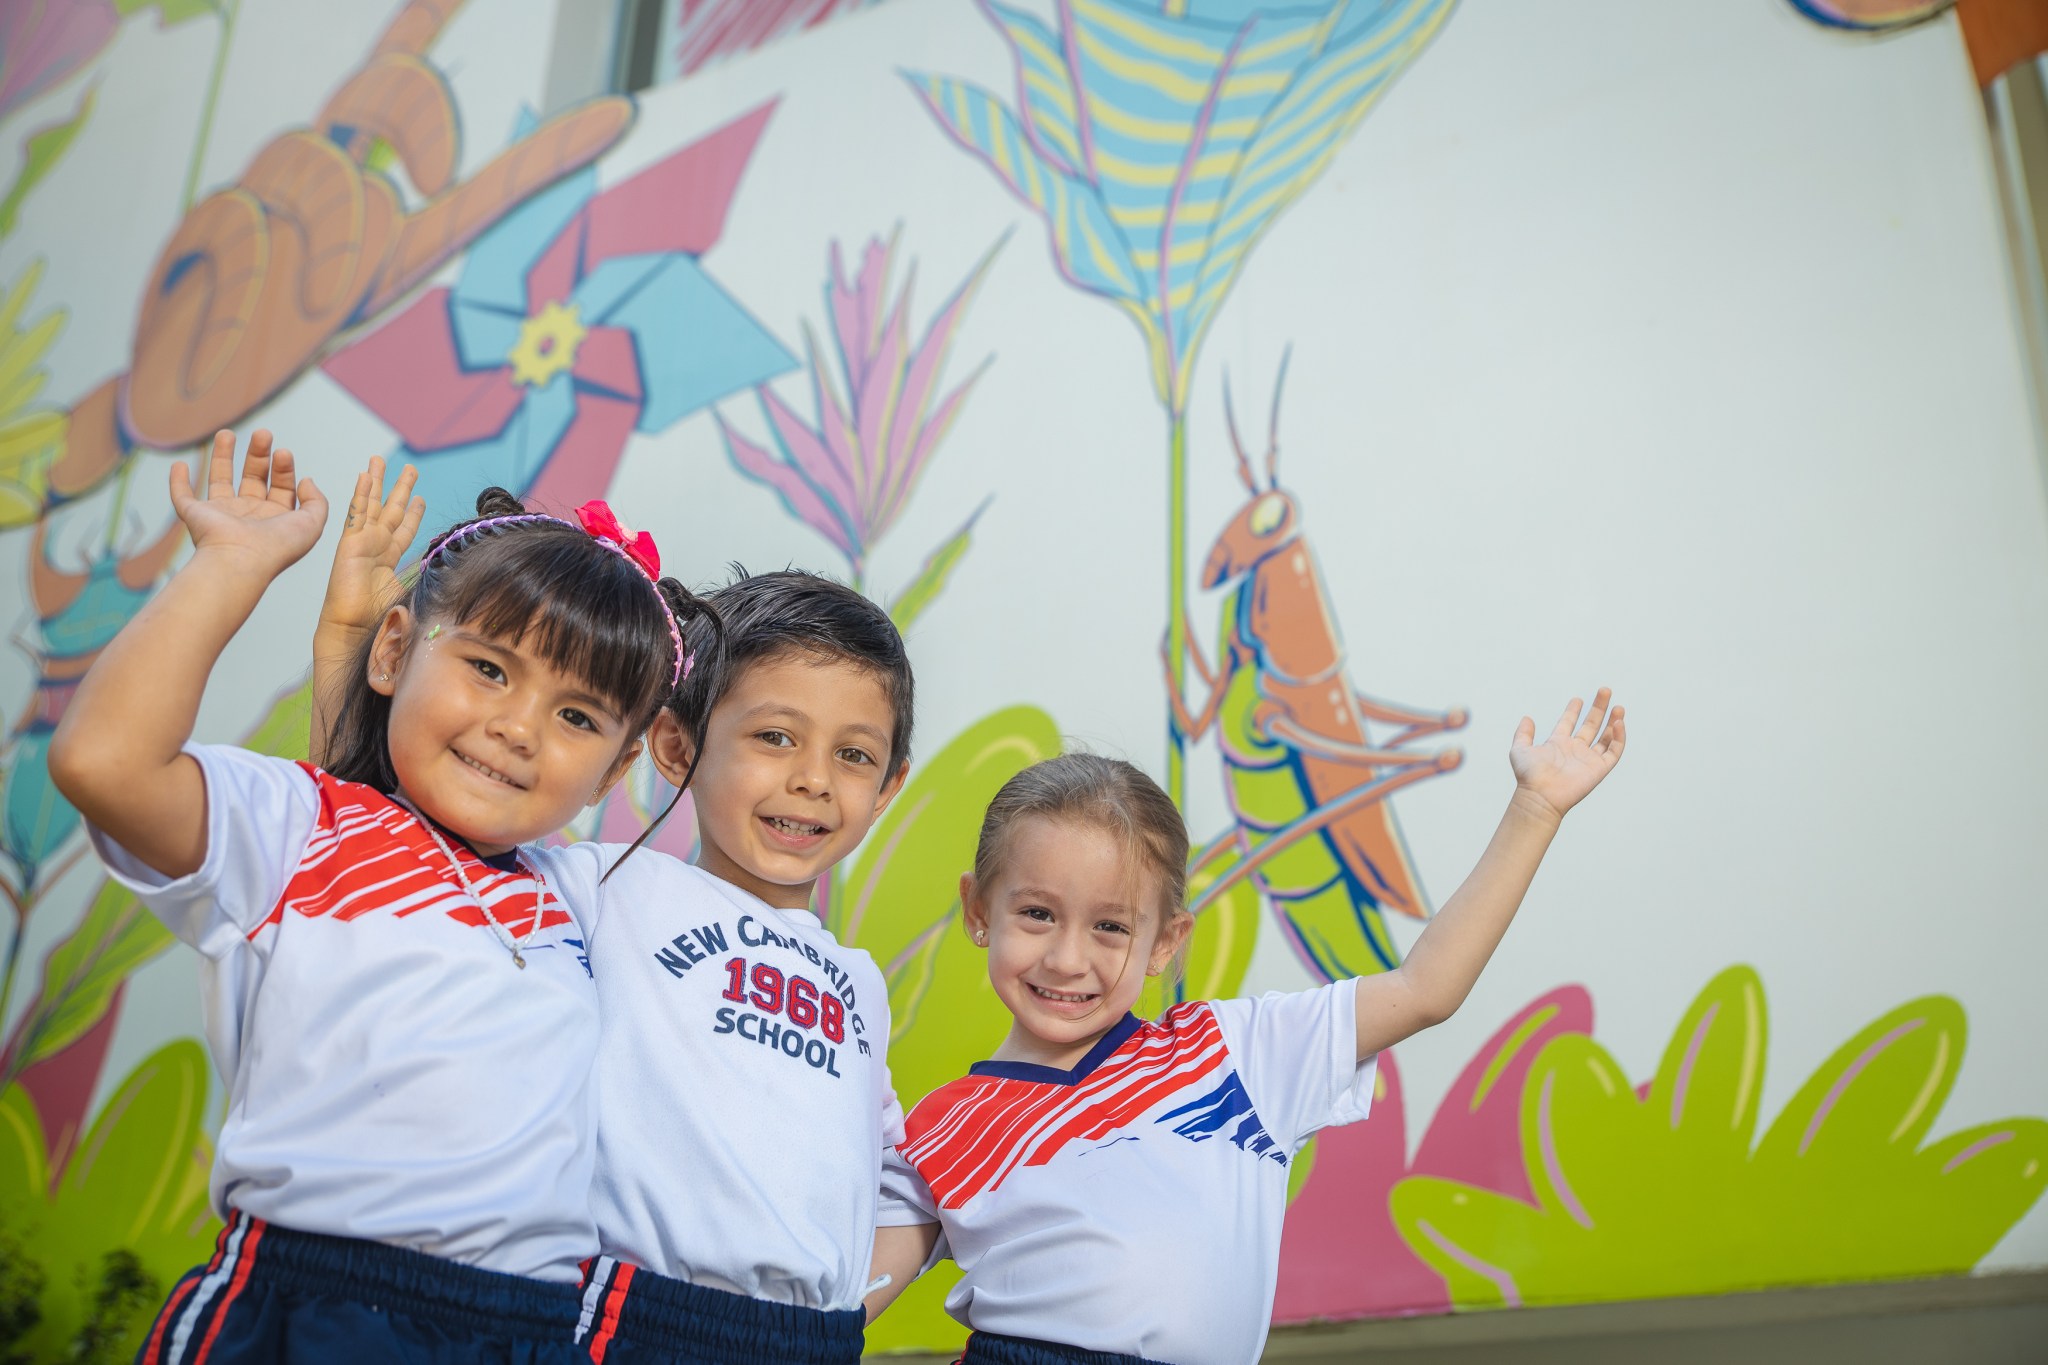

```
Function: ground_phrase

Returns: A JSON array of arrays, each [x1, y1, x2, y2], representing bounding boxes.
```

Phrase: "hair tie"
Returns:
[[421, 505, 687, 690]]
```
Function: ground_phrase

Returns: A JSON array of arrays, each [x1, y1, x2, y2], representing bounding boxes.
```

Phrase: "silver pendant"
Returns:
[[514, 954, 527, 970]]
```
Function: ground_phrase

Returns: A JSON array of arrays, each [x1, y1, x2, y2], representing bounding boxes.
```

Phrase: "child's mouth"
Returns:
[[1028, 984, 1098, 1007], [760, 814, 829, 845], [453, 750, 523, 788]]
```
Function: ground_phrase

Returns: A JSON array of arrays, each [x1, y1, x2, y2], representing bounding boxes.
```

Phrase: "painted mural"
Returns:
[[1, 0, 2045, 1360]]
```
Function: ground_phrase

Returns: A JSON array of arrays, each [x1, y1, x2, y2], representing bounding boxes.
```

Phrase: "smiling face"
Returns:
[[370, 608, 640, 857], [965, 815, 1192, 1070], [671, 651, 906, 910]]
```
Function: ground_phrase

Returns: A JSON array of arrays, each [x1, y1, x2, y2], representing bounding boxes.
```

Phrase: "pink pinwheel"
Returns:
[[1273, 986, 1594, 1322], [716, 230, 1001, 599], [324, 103, 794, 522]]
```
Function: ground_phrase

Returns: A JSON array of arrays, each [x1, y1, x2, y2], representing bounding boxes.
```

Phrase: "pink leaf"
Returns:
[[584, 101, 777, 262], [760, 376, 856, 515], [804, 322, 867, 545], [718, 410, 857, 558]]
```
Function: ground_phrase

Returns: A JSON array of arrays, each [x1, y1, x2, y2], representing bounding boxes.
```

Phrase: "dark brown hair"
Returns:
[[322, 487, 716, 804]]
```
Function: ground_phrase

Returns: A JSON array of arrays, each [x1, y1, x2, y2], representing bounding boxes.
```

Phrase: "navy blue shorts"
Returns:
[[573, 1255, 864, 1365], [960, 1332, 1169, 1365], [136, 1209, 586, 1365]]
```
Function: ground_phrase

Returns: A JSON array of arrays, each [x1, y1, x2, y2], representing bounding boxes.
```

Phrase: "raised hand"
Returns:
[[1509, 688, 1626, 820], [320, 455, 426, 638], [168, 430, 328, 577]]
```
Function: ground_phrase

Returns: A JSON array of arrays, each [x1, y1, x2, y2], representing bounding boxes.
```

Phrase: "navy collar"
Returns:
[[969, 1013, 1144, 1086]]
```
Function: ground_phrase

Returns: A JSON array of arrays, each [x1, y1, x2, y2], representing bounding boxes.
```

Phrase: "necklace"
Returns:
[[392, 796, 551, 968]]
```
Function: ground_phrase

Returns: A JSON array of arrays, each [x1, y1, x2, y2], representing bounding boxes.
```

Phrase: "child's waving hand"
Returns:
[[170, 429, 328, 573], [319, 455, 426, 639], [1509, 688, 1626, 820]]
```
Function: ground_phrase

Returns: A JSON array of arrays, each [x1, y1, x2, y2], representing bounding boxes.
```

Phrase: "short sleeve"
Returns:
[[87, 745, 321, 961], [525, 840, 614, 940], [1209, 978, 1375, 1153], [876, 1143, 940, 1229]]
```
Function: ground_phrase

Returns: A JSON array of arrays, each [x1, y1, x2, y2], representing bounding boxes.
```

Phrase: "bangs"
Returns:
[[435, 533, 673, 721]]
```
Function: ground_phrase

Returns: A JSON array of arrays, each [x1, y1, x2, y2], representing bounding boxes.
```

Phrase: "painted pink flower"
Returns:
[[716, 231, 1000, 586], [0, 0, 116, 125], [1273, 986, 1594, 1323]]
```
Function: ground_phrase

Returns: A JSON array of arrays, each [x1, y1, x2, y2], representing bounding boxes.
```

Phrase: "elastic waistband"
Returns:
[[576, 1257, 863, 1364], [965, 1331, 1169, 1365], [225, 1210, 582, 1338]]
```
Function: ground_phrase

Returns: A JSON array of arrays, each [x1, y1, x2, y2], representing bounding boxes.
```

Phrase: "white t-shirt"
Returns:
[[89, 744, 608, 1283], [566, 851, 900, 1312], [878, 981, 1373, 1365]]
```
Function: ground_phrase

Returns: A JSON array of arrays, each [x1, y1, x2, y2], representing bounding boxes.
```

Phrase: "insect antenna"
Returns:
[[1266, 345, 1292, 491], [1221, 372, 1259, 495]]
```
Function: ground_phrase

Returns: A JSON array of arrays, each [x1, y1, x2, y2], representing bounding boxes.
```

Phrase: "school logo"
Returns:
[[1156, 1072, 1284, 1164]]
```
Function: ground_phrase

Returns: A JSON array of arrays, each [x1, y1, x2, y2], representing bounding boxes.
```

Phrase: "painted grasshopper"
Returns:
[[1165, 362, 1466, 981]]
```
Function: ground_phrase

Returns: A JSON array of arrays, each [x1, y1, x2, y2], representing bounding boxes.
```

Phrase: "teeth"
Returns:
[[767, 816, 826, 836], [1032, 986, 1095, 1004], [457, 753, 517, 786]]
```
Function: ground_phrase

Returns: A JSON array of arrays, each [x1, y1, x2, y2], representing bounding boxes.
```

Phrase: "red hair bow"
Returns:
[[574, 500, 661, 580]]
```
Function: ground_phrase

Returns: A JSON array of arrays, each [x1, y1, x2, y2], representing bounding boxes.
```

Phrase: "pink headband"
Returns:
[[421, 501, 689, 689]]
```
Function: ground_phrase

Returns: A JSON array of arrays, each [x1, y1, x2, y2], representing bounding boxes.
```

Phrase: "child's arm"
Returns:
[[1353, 690, 1625, 1061], [50, 431, 328, 879], [309, 456, 424, 764], [863, 1222, 940, 1322]]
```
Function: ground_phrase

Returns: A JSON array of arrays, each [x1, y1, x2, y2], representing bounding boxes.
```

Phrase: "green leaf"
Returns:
[[22, 1043, 218, 1361], [888, 500, 988, 637], [0, 89, 97, 240], [114, 0, 219, 23], [860, 1259, 965, 1356], [243, 680, 314, 761], [0, 1085, 48, 1203], [837, 704, 1061, 1108], [1388, 969, 2048, 1308], [14, 880, 173, 1069]]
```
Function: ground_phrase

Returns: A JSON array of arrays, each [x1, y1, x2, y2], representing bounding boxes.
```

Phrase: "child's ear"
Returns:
[[1148, 908, 1193, 976], [366, 606, 415, 696], [872, 758, 911, 819], [646, 711, 697, 786], [960, 871, 989, 945]]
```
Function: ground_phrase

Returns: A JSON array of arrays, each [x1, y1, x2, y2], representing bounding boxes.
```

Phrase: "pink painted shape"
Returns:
[[0, 0, 117, 121], [14, 977, 124, 1186], [571, 323, 645, 402], [526, 212, 587, 307], [585, 102, 778, 263], [670, 0, 870, 77], [322, 288, 525, 449], [1414, 1219, 1522, 1308], [525, 385, 644, 512], [1274, 1050, 1451, 1322], [719, 410, 856, 558], [1411, 985, 1594, 1204]]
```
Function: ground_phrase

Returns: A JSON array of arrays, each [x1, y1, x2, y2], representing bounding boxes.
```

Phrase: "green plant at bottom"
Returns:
[[0, 1042, 220, 1361], [1391, 965, 2048, 1307]]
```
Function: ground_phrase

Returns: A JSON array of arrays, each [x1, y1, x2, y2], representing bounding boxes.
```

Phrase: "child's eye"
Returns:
[[1020, 905, 1053, 923], [1096, 921, 1131, 936], [756, 730, 794, 748], [560, 708, 598, 733], [838, 747, 874, 767], [469, 658, 505, 682]]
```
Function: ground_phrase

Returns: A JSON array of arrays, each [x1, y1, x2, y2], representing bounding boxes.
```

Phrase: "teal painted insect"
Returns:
[[1165, 361, 1466, 981]]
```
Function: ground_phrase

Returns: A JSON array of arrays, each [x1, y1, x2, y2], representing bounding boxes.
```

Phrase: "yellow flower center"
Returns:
[[506, 300, 587, 388]]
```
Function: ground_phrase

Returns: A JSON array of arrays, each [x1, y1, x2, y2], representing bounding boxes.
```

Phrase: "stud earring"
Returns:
[[973, 929, 986, 944], [376, 671, 391, 682]]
